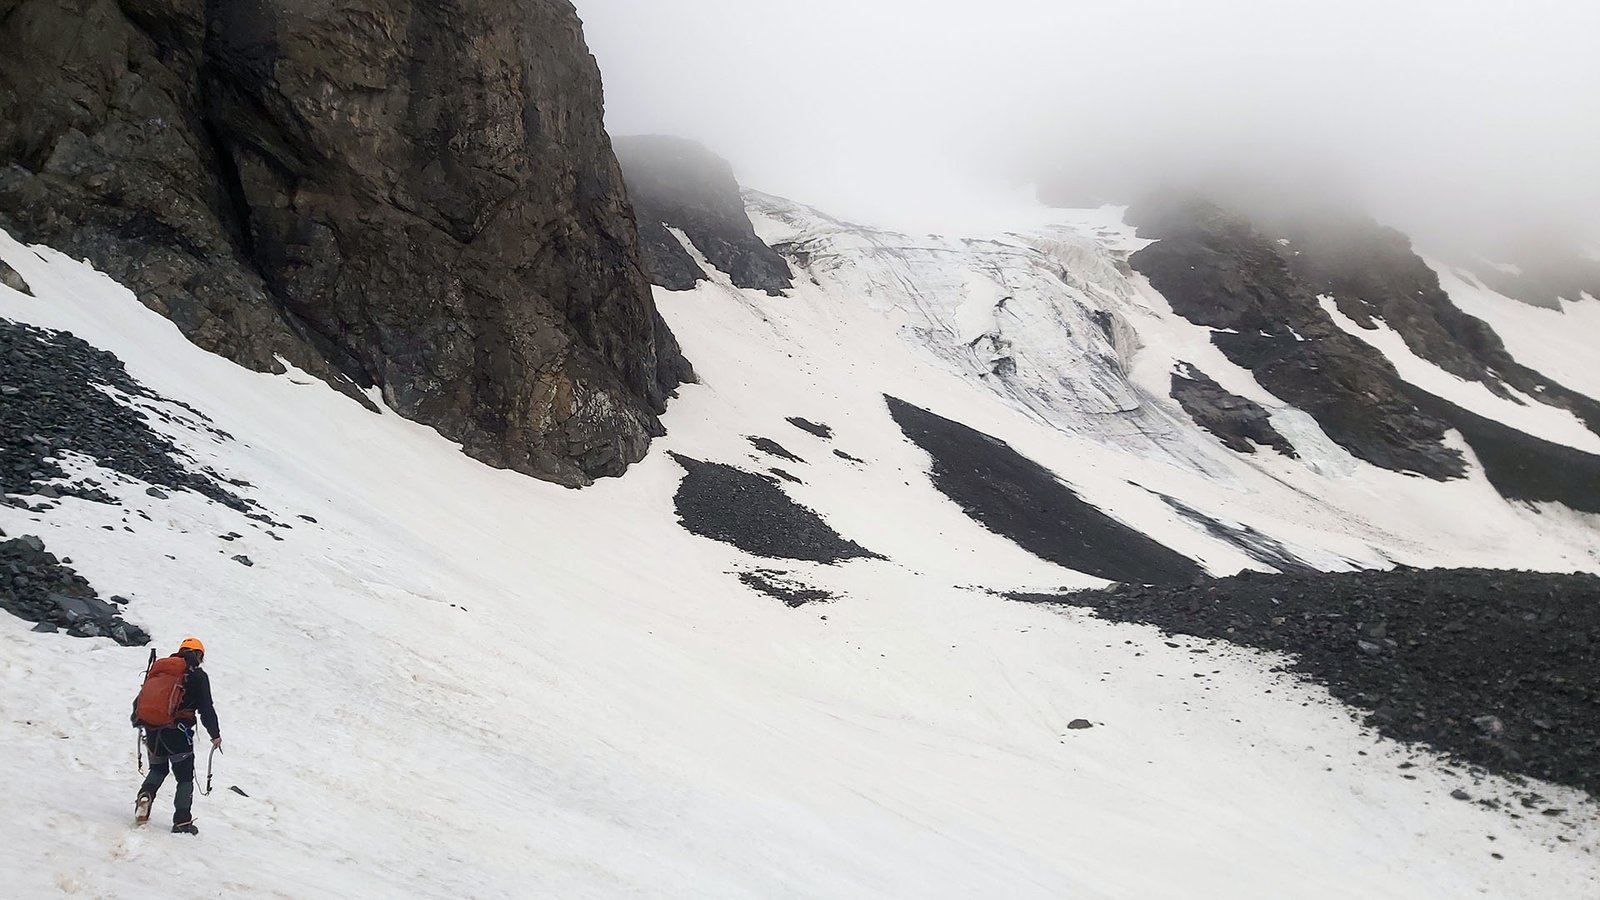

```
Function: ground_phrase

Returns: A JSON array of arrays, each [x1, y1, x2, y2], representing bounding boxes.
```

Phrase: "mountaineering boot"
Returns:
[[171, 820, 199, 835], [134, 792, 153, 826]]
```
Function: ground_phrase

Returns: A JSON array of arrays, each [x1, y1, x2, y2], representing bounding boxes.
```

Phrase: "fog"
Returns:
[[574, 0, 1598, 247]]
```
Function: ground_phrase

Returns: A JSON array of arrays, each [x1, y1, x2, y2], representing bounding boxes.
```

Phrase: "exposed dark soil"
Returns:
[[1015, 567, 1600, 798], [669, 453, 879, 563], [747, 436, 804, 464], [737, 570, 836, 607], [1, 318, 247, 509], [885, 396, 1202, 584], [786, 417, 833, 439], [0, 533, 149, 645]]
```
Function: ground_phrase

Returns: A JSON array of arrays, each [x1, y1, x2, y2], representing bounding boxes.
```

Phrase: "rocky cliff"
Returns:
[[1127, 194, 1466, 479], [1274, 214, 1600, 438], [0, 0, 690, 486], [613, 135, 792, 294]]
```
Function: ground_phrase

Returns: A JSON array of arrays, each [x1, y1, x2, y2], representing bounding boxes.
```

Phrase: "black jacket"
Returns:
[[178, 661, 221, 740]]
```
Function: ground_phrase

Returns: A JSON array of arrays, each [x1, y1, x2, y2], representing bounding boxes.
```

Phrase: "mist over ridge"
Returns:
[[575, 0, 1599, 252]]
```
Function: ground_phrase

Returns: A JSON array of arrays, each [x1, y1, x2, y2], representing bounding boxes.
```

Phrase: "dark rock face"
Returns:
[[1169, 364, 1296, 457], [1, 534, 150, 645], [1, 317, 248, 510], [613, 135, 792, 294], [1016, 567, 1600, 799], [1404, 386, 1600, 515], [1275, 215, 1600, 439], [1127, 195, 1464, 480], [0, 0, 689, 487], [669, 453, 878, 563], [884, 396, 1202, 585]]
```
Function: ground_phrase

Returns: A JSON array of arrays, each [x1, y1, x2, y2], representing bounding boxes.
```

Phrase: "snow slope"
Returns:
[[1, 220, 1598, 900]]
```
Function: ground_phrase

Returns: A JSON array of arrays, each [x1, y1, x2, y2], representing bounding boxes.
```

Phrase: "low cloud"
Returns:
[[576, 0, 1599, 247]]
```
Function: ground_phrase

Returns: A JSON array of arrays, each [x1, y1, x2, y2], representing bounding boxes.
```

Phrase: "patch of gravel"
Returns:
[[670, 453, 879, 563], [1, 318, 247, 510], [0, 533, 149, 645], [1014, 567, 1600, 799], [885, 395, 1202, 584]]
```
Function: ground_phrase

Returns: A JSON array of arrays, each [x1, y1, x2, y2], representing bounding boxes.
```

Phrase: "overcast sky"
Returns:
[[574, 0, 1599, 243]]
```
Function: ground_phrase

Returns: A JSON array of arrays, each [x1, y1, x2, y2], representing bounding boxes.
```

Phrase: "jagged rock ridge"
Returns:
[[0, 0, 689, 486], [613, 135, 792, 294], [1274, 214, 1600, 439], [1127, 195, 1465, 480]]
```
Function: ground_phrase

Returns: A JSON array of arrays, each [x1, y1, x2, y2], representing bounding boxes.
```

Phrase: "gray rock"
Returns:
[[50, 592, 119, 622], [30, 621, 57, 633], [145, 487, 169, 500], [0, 260, 29, 296], [1451, 789, 1472, 801], [1066, 719, 1095, 730], [232, 554, 253, 567]]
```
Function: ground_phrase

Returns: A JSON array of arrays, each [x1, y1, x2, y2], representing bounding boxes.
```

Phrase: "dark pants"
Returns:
[[139, 725, 196, 825]]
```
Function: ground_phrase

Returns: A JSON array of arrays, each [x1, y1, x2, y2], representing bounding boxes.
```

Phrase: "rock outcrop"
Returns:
[[0, 0, 690, 486], [1128, 195, 1465, 479], [1, 533, 150, 646], [1169, 364, 1296, 457], [1274, 214, 1600, 438], [613, 135, 792, 294]]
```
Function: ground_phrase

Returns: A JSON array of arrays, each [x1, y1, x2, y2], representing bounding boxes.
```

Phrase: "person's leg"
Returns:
[[138, 731, 169, 799], [168, 727, 197, 826], [172, 752, 196, 825]]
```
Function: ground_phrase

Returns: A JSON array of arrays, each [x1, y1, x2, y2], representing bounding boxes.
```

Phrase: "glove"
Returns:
[[211, 736, 223, 751]]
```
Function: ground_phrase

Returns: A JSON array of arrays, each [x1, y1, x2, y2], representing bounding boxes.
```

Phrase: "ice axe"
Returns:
[[203, 743, 221, 796], [135, 648, 155, 774]]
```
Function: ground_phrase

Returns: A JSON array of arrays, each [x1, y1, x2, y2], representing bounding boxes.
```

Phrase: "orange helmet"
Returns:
[[179, 637, 205, 654]]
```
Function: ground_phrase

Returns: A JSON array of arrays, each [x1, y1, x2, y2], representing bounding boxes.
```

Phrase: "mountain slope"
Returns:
[[3, 215, 1598, 898]]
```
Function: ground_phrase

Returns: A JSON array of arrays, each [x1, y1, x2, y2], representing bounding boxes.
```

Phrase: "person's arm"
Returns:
[[189, 669, 222, 745]]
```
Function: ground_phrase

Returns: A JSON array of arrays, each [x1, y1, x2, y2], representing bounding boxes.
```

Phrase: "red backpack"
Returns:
[[134, 656, 188, 728]]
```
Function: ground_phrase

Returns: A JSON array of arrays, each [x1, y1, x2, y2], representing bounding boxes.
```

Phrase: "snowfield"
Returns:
[[1, 217, 1598, 898]]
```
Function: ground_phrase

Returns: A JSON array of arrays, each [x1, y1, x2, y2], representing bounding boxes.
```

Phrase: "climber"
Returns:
[[131, 637, 221, 834]]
